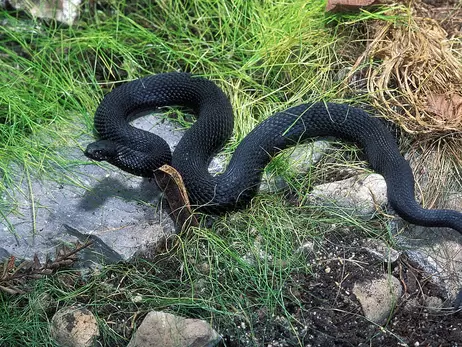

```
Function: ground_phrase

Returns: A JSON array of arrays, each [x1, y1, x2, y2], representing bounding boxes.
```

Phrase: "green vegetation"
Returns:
[[0, 1, 397, 345], [0, 0, 347, 182], [1, 198, 386, 345]]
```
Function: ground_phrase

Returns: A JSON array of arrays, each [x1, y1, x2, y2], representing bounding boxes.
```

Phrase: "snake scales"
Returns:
[[85, 72, 462, 233]]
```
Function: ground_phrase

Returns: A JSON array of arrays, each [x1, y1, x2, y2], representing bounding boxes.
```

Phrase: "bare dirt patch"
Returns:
[[222, 230, 462, 346]]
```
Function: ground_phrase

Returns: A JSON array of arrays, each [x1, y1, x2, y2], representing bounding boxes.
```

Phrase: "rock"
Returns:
[[285, 141, 331, 174], [4, 0, 82, 25], [352, 274, 402, 325], [326, 0, 378, 12], [0, 114, 181, 266], [259, 173, 290, 194], [127, 311, 221, 347], [396, 225, 462, 301], [259, 141, 330, 193], [361, 238, 401, 263], [403, 295, 444, 314], [298, 240, 316, 254], [242, 235, 273, 266], [50, 307, 99, 347], [395, 149, 462, 302], [423, 295, 444, 312], [308, 173, 387, 219]]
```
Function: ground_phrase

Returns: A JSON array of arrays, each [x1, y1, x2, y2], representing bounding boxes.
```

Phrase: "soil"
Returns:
[[221, 231, 462, 346]]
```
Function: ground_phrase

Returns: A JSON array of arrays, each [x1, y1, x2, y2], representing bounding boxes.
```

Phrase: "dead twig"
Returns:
[[0, 240, 93, 295]]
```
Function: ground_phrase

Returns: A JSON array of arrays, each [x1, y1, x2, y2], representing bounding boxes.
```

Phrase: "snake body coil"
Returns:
[[85, 72, 462, 233]]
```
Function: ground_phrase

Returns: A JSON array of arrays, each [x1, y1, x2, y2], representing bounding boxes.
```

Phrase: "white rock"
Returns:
[[286, 141, 331, 174], [50, 307, 99, 347], [308, 173, 387, 218], [6, 0, 82, 25], [400, 226, 462, 301], [362, 238, 401, 263], [352, 274, 402, 325], [127, 311, 221, 347], [260, 141, 330, 193], [297, 240, 315, 254]]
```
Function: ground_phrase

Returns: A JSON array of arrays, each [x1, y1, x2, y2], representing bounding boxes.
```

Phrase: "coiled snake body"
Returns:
[[85, 72, 462, 233]]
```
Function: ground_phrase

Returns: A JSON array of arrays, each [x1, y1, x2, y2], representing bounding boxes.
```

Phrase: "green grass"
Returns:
[[1, 197, 386, 346], [0, 0, 397, 345], [0, 0, 345, 183]]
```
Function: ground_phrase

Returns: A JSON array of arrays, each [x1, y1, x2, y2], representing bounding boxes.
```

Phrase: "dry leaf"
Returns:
[[426, 92, 462, 123], [154, 164, 199, 232], [7, 256, 15, 272]]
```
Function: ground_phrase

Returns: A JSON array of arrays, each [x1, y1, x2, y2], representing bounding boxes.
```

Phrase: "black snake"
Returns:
[[84, 72, 462, 233]]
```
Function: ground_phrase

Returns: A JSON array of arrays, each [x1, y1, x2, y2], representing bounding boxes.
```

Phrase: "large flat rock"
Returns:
[[0, 114, 186, 265]]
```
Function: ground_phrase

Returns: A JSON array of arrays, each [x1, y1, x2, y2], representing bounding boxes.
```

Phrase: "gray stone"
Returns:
[[127, 311, 221, 347], [361, 238, 401, 263], [0, 114, 331, 266], [285, 141, 331, 174], [0, 114, 183, 265], [423, 295, 444, 312], [396, 225, 462, 301], [308, 173, 387, 218], [4, 0, 82, 25], [259, 172, 290, 194], [393, 151, 462, 302], [259, 141, 330, 193], [50, 307, 99, 347], [297, 240, 315, 254], [1, 162, 174, 265], [352, 274, 402, 325]]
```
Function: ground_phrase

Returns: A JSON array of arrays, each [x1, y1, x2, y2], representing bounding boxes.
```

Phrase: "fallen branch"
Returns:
[[0, 240, 93, 295]]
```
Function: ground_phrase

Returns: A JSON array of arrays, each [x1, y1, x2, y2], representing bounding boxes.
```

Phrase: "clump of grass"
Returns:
[[0, 288, 53, 345], [357, 12, 462, 134], [0, 0, 344, 188]]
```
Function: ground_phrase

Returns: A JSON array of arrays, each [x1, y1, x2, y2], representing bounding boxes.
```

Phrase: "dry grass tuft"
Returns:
[[352, 13, 462, 134], [348, 8, 462, 206]]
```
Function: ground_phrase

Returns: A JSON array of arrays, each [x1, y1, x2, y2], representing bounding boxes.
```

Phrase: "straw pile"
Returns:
[[353, 14, 462, 134], [348, 9, 461, 207]]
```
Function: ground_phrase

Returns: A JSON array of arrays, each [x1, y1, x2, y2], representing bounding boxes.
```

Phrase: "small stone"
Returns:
[[308, 173, 387, 219], [286, 141, 331, 174], [132, 295, 143, 303], [6, 0, 82, 25], [260, 141, 330, 193], [362, 238, 401, 263], [298, 241, 315, 254], [127, 311, 221, 347], [326, 0, 378, 12], [259, 174, 289, 194], [352, 274, 402, 325], [423, 295, 443, 312], [50, 307, 99, 347]]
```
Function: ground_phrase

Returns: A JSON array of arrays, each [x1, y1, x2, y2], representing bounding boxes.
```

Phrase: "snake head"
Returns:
[[84, 140, 118, 161]]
